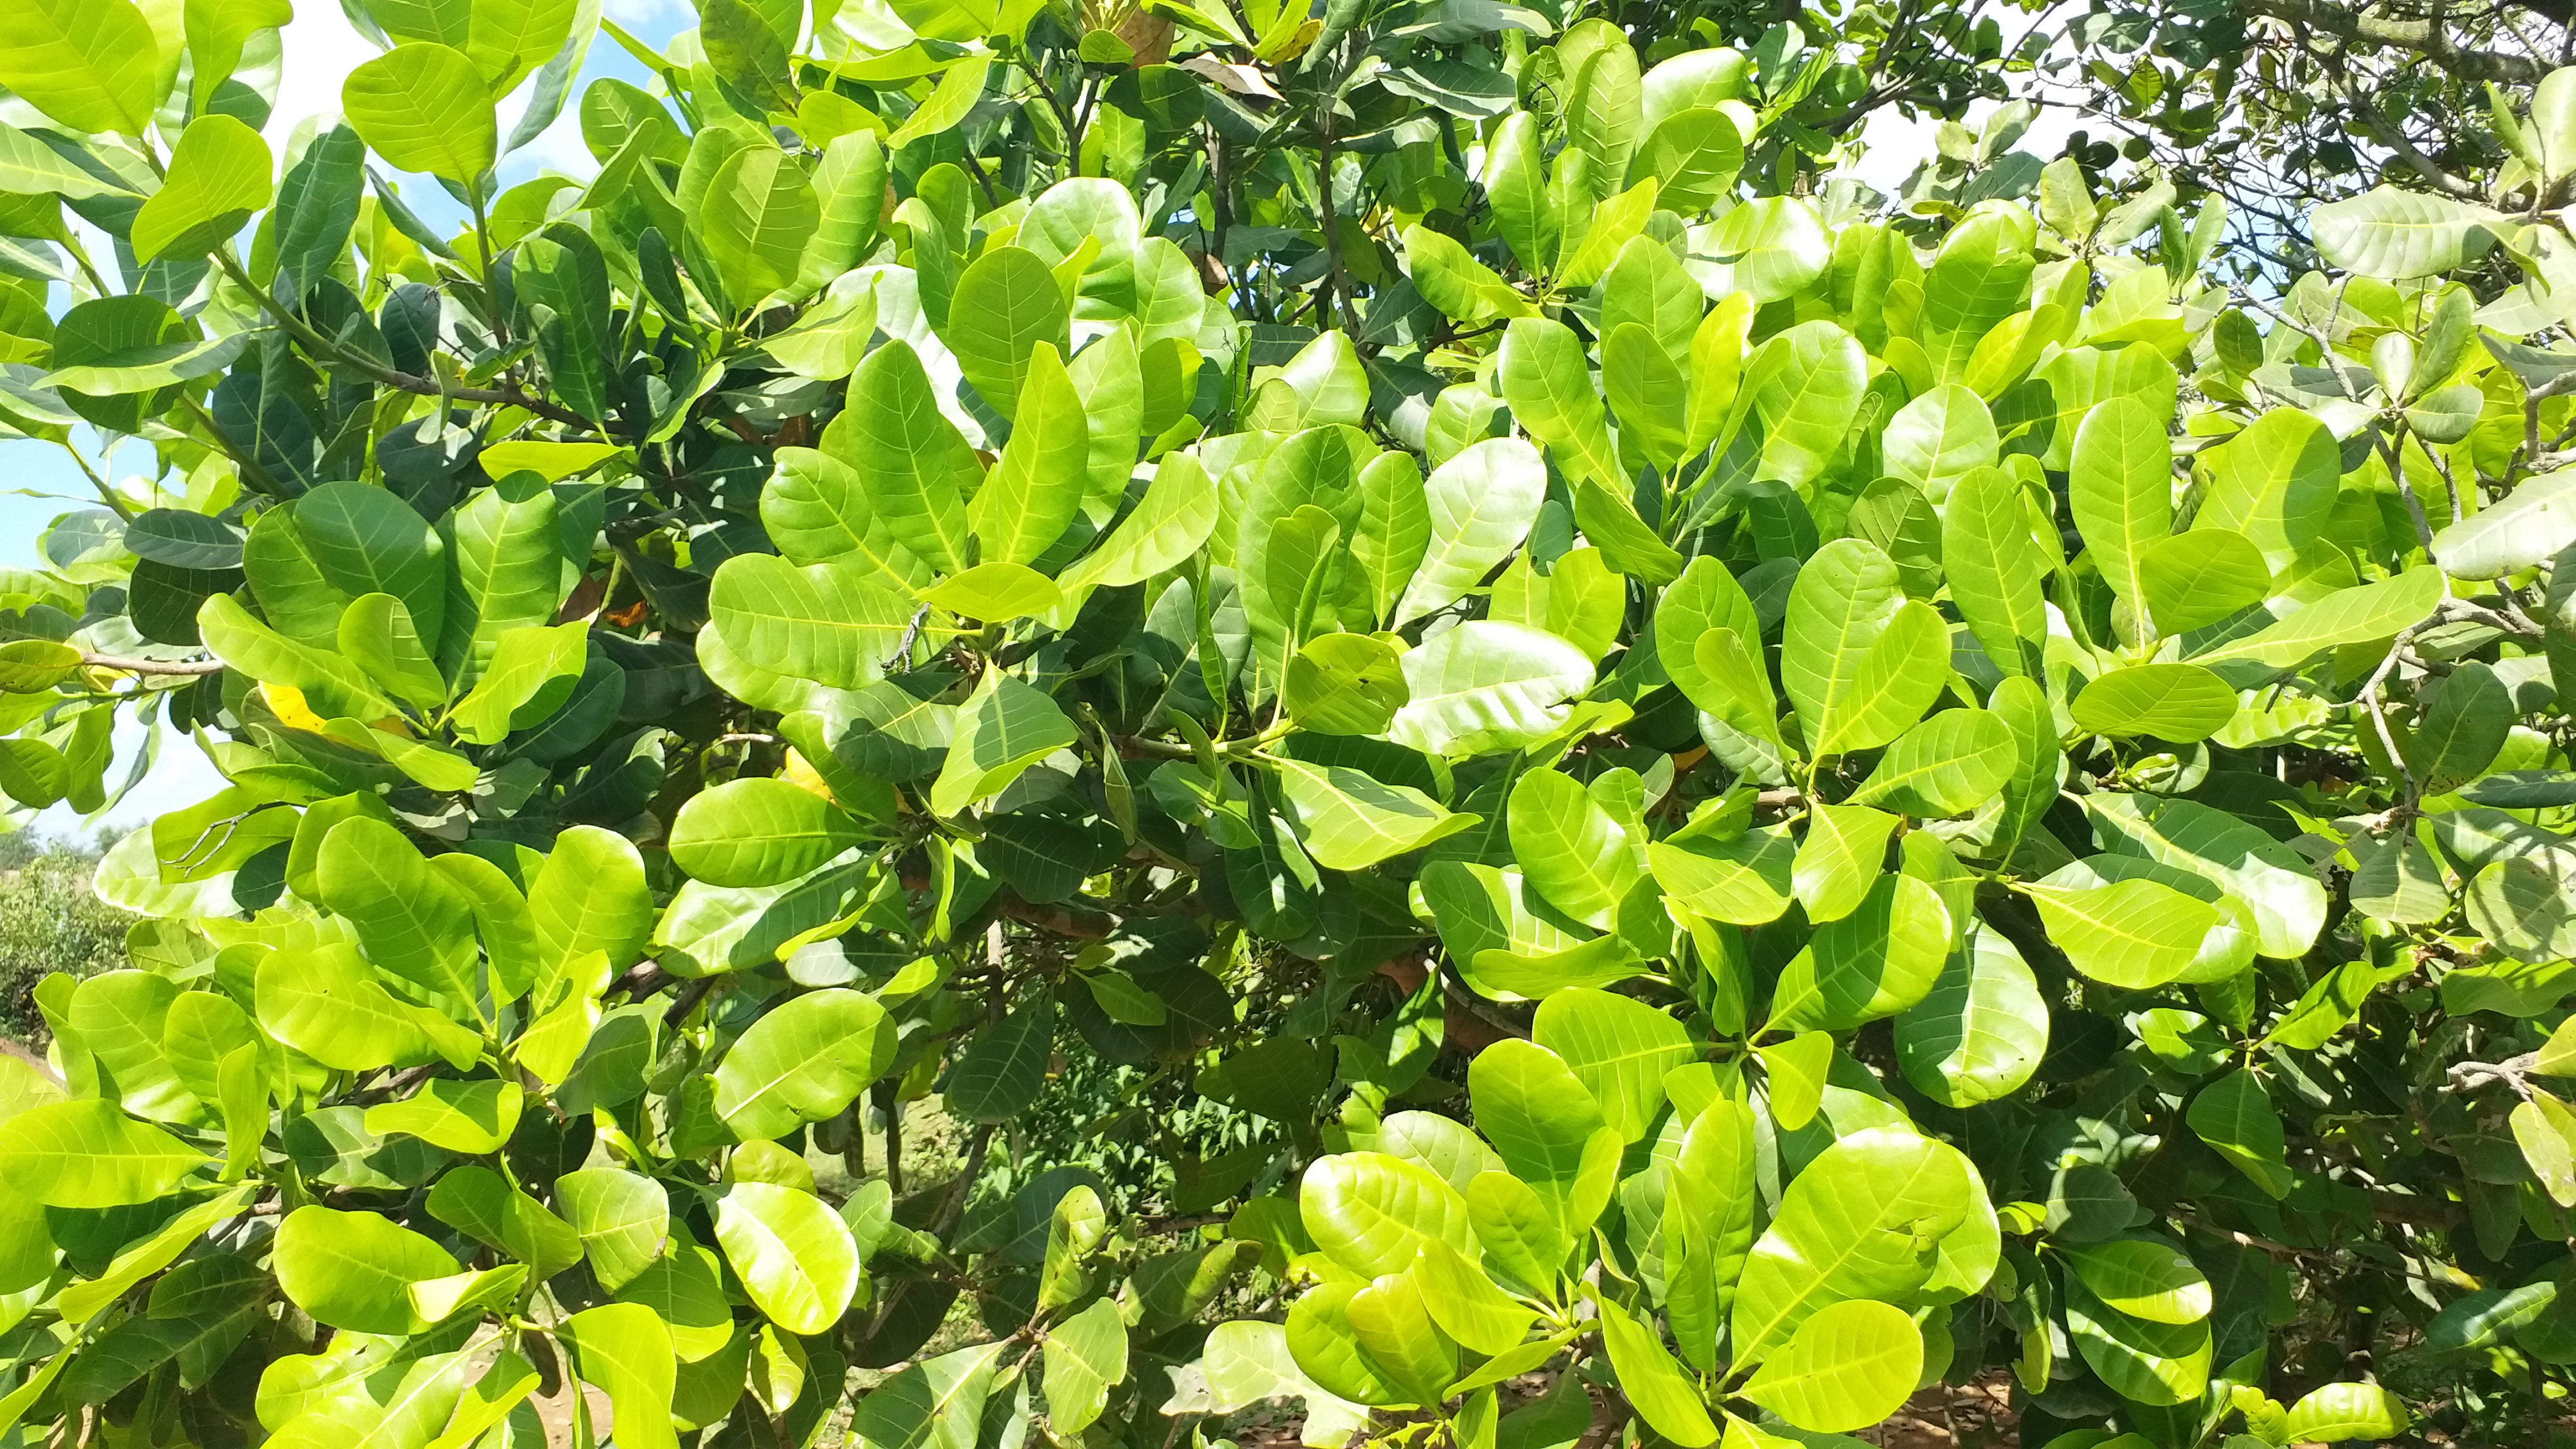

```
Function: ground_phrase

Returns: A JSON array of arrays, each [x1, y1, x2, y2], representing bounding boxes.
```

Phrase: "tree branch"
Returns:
[[80, 652, 225, 675], [2246, 0, 2551, 86]]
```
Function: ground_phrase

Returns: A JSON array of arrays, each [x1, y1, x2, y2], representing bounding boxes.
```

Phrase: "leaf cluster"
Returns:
[[3, 4, 2576, 1449]]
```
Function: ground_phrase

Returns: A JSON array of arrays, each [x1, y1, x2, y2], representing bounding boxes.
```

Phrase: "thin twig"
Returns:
[[212, 251, 603, 434]]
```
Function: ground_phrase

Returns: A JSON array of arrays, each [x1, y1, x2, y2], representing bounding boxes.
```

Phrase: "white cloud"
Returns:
[[263, 14, 381, 150]]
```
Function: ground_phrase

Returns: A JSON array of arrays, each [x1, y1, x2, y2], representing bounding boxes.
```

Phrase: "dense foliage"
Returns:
[[8, 0, 2576, 1447], [0, 833, 132, 1044]]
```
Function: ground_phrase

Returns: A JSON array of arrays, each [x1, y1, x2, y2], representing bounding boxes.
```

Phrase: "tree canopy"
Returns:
[[4, 1, 2576, 1448]]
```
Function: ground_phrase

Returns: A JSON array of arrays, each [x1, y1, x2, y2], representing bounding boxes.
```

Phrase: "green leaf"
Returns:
[[427, 1164, 583, 1280], [2068, 395, 2171, 645], [364, 1077, 523, 1153], [2087, 793, 2329, 960], [1403, 224, 1535, 323], [616, 1244, 733, 1362], [2409, 659, 2513, 793], [1658, 557, 1763, 708], [1467, 1038, 1613, 1224], [1043, 1297, 1128, 1431], [1062, 451, 1220, 593], [1602, 319, 1688, 475], [562, 1304, 680, 1449], [1482, 113, 1557, 273], [1850, 709, 2016, 816], [271, 120, 364, 301], [945, 244, 1070, 422], [1729, 1128, 1974, 1364], [1882, 384, 1999, 503], [1275, 759, 1469, 870], [2071, 664, 2240, 742], [1741, 319, 1865, 485], [889, 54, 991, 148], [1685, 196, 1832, 306], [2187, 1069, 2294, 1199], [2063, 1276, 2213, 1407], [1739, 1299, 1921, 1433], [669, 777, 866, 888], [1394, 438, 1547, 623], [2312, 186, 2501, 279], [2281, 1382, 2411, 1443], [514, 224, 614, 422], [2347, 827, 2451, 926], [1631, 106, 1744, 212], [255, 941, 482, 1072], [945, 1003, 1054, 1123], [837, 340, 979, 576], [2196, 408, 2338, 572], [1300, 1152, 1476, 1278], [439, 474, 565, 686], [1530, 988, 1692, 1144], [292, 481, 452, 647], [132, 115, 271, 264], [927, 669, 1079, 817], [1895, 925, 2046, 1109], [2189, 566, 2447, 670], [339, 592, 449, 711], [1344, 1270, 1454, 1405], [1506, 767, 1640, 929], [1491, 547, 1624, 661], [712, 1182, 861, 1334], [713, 987, 893, 1140], [343, 44, 496, 183], [531, 825, 654, 986], [2063, 1237, 2212, 1325], [0, 0, 162, 136], [1650, 821, 1796, 925], [2434, 465, 2576, 578], [1595, 1298, 1716, 1447], [447, 621, 588, 744], [1781, 539, 1949, 757], [1791, 802, 1897, 924], [2467, 856, 2576, 962], [1665, 1098, 1758, 1366], [970, 342, 1087, 566], [1465, 1169, 1567, 1299], [315, 816, 479, 1006], [40, 303, 247, 397], [1922, 212, 2035, 382], [273, 1205, 458, 1333], [1570, 476, 1685, 584], [0, 121, 144, 200], [558, 1167, 669, 1291], [1412, 1237, 1534, 1357], [1498, 317, 1621, 487], [703, 142, 817, 306], [0, 1099, 205, 1208], [2023, 877, 2215, 990], [1769, 873, 1952, 1031], [2514, 1092, 2576, 1206], [709, 552, 913, 689], [1282, 633, 1409, 736], [1286, 1281, 1410, 1406], [2137, 529, 2270, 634], [1388, 621, 1595, 758]]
